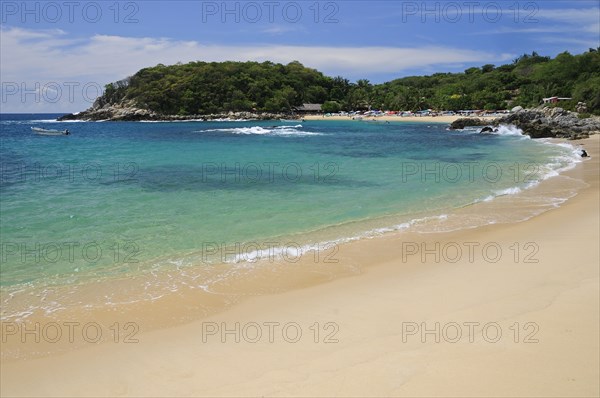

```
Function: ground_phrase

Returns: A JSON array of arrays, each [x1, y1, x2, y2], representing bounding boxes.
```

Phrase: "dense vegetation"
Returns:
[[101, 49, 600, 115]]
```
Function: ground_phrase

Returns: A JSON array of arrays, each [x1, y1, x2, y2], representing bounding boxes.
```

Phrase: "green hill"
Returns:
[[96, 49, 600, 116]]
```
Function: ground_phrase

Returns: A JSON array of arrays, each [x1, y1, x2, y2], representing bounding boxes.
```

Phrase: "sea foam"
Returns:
[[197, 125, 322, 136]]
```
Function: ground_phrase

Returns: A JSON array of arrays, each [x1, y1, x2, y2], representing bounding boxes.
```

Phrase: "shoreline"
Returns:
[[54, 114, 494, 125], [1, 135, 598, 396], [303, 114, 498, 124], [0, 133, 588, 344]]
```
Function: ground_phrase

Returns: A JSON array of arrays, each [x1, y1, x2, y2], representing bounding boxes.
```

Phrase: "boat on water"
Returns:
[[32, 127, 71, 136]]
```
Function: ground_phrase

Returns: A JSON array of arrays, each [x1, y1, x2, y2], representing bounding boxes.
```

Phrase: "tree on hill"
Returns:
[[95, 51, 600, 116]]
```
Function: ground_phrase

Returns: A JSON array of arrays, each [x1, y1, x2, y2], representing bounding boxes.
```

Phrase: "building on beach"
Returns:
[[293, 103, 323, 114], [542, 96, 573, 104]]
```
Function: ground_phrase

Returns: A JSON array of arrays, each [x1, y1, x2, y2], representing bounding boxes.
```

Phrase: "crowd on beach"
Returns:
[[322, 109, 510, 118]]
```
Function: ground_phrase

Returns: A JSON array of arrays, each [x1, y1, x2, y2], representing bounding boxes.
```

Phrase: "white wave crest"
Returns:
[[493, 124, 529, 137], [220, 214, 452, 265], [211, 118, 253, 122], [480, 186, 522, 202], [139, 119, 206, 123], [196, 125, 322, 136], [496, 186, 522, 196], [369, 214, 449, 234]]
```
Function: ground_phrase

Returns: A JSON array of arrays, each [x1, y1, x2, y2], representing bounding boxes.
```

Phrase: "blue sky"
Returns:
[[1, 0, 599, 112]]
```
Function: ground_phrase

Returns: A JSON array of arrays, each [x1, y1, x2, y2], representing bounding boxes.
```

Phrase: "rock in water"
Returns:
[[494, 108, 600, 139], [450, 118, 488, 130], [480, 126, 494, 133]]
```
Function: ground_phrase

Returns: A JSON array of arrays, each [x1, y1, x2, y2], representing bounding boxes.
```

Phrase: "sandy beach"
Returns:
[[1, 135, 598, 397], [303, 114, 500, 124]]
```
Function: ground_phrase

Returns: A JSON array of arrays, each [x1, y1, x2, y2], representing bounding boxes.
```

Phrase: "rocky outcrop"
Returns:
[[57, 100, 298, 122], [59, 106, 159, 121], [493, 107, 600, 139], [449, 118, 490, 129], [447, 107, 600, 140], [576, 102, 588, 113]]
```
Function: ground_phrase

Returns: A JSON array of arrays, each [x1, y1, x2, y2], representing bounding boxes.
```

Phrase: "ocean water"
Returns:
[[0, 114, 584, 320]]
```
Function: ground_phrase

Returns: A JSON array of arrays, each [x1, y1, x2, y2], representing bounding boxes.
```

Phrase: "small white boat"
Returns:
[[32, 127, 71, 136]]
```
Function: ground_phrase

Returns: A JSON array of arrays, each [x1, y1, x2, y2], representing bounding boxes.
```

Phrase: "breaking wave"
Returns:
[[195, 125, 322, 136]]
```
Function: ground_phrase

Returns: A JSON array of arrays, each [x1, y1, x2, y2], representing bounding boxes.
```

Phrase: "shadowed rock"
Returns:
[[493, 107, 600, 139], [449, 118, 489, 130], [57, 106, 291, 122]]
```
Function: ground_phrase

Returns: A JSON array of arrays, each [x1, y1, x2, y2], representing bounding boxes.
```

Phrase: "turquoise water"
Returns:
[[0, 115, 581, 295]]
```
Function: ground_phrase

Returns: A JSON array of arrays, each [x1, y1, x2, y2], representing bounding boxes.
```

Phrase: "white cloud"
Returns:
[[260, 24, 304, 35], [469, 5, 600, 38], [535, 7, 599, 26], [533, 36, 600, 49], [1, 26, 514, 112]]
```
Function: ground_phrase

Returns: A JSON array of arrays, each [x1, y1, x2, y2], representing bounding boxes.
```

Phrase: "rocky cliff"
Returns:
[[450, 107, 600, 139], [57, 100, 296, 122], [493, 107, 600, 139]]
